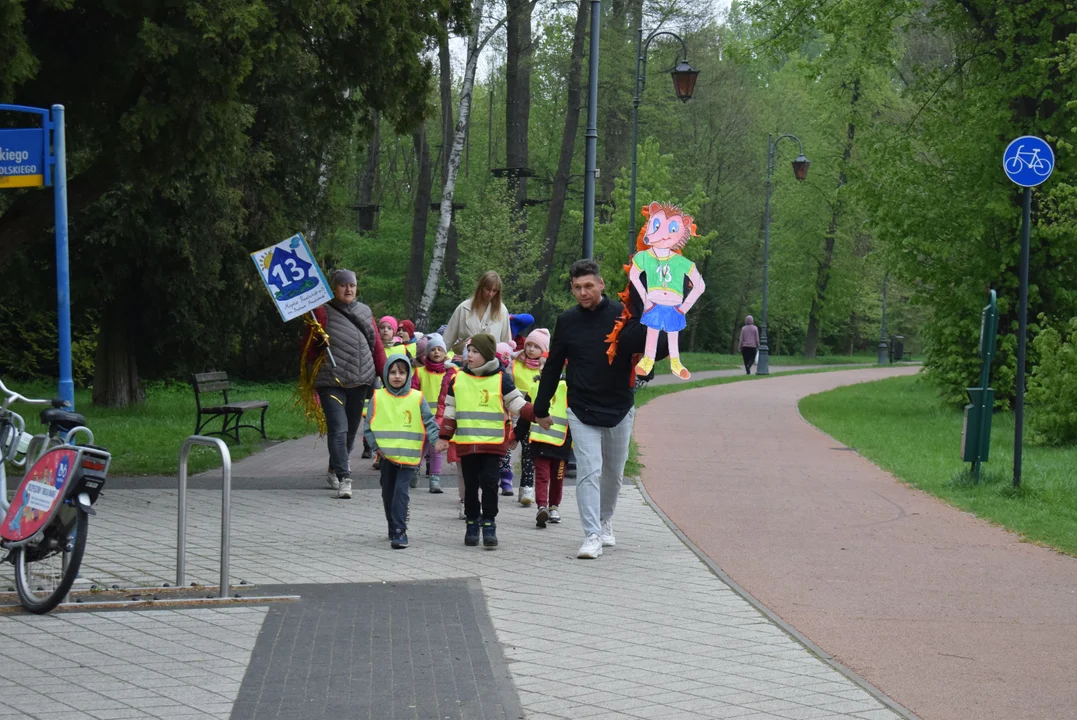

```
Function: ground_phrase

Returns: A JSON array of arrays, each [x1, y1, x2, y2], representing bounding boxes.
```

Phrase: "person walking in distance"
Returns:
[[306, 269, 387, 499], [533, 259, 668, 559], [739, 315, 760, 375]]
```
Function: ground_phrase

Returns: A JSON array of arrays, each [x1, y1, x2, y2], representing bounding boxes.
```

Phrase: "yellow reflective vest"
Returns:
[[512, 358, 541, 400], [415, 366, 446, 407], [530, 380, 569, 446], [452, 372, 506, 445], [402, 341, 417, 358], [368, 388, 425, 465]]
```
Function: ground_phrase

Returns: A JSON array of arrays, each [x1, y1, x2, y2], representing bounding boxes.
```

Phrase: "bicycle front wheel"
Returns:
[[14, 506, 88, 614]]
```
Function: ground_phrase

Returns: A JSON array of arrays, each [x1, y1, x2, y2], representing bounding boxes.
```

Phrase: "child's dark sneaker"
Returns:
[[465, 521, 480, 546], [482, 521, 498, 547], [391, 532, 409, 549], [535, 506, 549, 528]]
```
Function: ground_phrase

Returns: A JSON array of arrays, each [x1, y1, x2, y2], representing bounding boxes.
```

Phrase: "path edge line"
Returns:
[[631, 478, 923, 720]]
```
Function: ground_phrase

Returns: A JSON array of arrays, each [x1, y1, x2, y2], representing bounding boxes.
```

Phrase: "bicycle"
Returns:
[[0, 379, 110, 614], [1005, 145, 1052, 177]]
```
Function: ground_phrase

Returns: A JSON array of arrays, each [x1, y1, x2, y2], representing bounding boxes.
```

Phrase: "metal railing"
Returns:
[[176, 435, 232, 598]]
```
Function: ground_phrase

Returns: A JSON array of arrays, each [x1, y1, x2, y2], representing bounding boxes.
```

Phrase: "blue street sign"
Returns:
[[1003, 136, 1054, 187], [0, 127, 46, 188], [0, 104, 71, 409]]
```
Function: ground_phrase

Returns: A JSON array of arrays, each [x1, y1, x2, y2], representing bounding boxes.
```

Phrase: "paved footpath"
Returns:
[[637, 366, 1077, 720], [0, 378, 909, 720]]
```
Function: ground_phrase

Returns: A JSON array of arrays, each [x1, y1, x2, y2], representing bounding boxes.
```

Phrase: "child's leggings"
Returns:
[[533, 457, 565, 508], [519, 430, 534, 488], [424, 444, 444, 476]]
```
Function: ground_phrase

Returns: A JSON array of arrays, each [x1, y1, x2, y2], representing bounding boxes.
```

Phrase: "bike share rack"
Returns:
[[177, 435, 232, 598]]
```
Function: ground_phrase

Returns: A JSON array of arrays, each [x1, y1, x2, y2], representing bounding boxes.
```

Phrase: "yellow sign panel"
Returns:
[[0, 174, 44, 189]]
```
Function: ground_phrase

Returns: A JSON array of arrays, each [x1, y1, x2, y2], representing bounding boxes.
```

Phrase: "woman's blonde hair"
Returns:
[[470, 271, 504, 319]]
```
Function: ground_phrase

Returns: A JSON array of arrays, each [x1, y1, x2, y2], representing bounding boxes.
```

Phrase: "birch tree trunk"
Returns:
[[438, 18, 461, 290], [415, 0, 488, 331]]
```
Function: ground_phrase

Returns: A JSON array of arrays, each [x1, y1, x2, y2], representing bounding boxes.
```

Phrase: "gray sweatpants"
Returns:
[[566, 407, 635, 538]]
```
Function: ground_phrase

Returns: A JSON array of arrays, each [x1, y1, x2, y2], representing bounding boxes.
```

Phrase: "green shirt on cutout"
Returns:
[[632, 250, 696, 299]]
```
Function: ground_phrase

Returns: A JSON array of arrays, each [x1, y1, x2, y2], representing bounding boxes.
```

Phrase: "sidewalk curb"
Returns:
[[632, 478, 923, 720]]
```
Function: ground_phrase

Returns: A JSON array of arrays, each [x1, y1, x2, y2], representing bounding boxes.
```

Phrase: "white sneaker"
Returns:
[[549, 506, 561, 523], [326, 471, 340, 491], [577, 534, 603, 559], [600, 520, 616, 547], [520, 487, 535, 506], [337, 480, 353, 500]]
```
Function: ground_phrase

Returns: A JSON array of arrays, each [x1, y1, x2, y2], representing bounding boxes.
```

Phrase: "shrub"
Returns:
[[1027, 316, 1077, 446]]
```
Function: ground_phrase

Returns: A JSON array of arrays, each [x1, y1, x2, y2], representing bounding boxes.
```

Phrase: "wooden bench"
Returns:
[[191, 372, 269, 442]]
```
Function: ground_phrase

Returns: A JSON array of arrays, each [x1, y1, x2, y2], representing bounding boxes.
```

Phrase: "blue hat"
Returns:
[[509, 313, 535, 338]]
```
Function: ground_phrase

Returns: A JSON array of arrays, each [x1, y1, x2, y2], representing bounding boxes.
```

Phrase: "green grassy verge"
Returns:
[[799, 375, 1077, 556], [6, 381, 311, 476]]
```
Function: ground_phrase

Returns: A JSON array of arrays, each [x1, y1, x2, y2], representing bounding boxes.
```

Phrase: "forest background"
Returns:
[[0, 0, 1074, 445]]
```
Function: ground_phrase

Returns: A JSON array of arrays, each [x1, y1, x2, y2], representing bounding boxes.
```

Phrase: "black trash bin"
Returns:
[[891, 335, 904, 362]]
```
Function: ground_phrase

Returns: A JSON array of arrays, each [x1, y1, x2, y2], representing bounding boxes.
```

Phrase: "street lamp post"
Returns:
[[627, 30, 699, 255], [757, 133, 809, 376], [582, 0, 602, 259], [878, 272, 889, 365]]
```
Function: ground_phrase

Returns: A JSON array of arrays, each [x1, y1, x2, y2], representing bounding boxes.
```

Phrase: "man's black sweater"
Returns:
[[534, 296, 668, 428]]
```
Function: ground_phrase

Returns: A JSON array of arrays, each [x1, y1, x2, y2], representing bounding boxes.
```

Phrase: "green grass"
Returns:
[[799, 375, 1077, 556], [6, 381, 311, 476]]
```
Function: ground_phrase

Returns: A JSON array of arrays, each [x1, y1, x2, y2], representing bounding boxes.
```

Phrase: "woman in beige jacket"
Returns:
[[442, 271, 512, 354]]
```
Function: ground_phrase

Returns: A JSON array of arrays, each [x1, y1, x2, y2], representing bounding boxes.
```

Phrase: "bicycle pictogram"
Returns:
[[1004, 145, 1052, 177]]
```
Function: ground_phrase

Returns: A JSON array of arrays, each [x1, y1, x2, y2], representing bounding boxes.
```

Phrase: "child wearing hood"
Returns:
[[412, 333, 449, 493], [364, 354, 440, 549], [435, 333, 537, 548], [509, 328, 549, 506]]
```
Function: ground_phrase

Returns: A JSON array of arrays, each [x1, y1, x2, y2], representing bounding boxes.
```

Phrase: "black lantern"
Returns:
[[671, 60, 699, 102], [792, 154, 810, 181]]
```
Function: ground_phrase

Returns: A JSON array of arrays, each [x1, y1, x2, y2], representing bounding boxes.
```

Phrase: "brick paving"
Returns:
[[0, 372, 909, 720]]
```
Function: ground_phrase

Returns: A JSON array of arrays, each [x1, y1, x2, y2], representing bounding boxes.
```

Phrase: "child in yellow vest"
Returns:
[[364, 354, 439, 549], [412, 333, 449, 494], [510, 328, 549, 506], [517, 375, 572, 528], [436, 333, 536, 548]]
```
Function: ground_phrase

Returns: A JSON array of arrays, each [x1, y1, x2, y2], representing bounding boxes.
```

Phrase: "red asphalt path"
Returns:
[[636, 367, 1077, 720]]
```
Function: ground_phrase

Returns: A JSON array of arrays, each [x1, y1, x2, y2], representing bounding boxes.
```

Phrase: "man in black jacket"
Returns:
[[533, 259, 667, 559]]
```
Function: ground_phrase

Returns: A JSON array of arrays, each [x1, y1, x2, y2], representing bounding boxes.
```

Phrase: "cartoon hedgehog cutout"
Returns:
[[629, 202, 706, 380]]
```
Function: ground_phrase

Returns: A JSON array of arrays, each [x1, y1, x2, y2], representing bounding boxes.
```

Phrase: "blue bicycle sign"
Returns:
[[1003, 136, 1054, 187]]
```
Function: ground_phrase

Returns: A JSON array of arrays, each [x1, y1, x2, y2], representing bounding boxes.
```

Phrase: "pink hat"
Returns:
[[495, 342, 514, 366], [379, 316, 399, 333], [525, 328, 551, 355]]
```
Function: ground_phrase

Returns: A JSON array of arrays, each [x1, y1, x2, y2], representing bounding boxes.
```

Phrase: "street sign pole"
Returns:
[[1001, 135, 1053, 490], [52, 105, 74, 409], [1013, 187, 1031, 488], [0, 103, 72, 409]]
